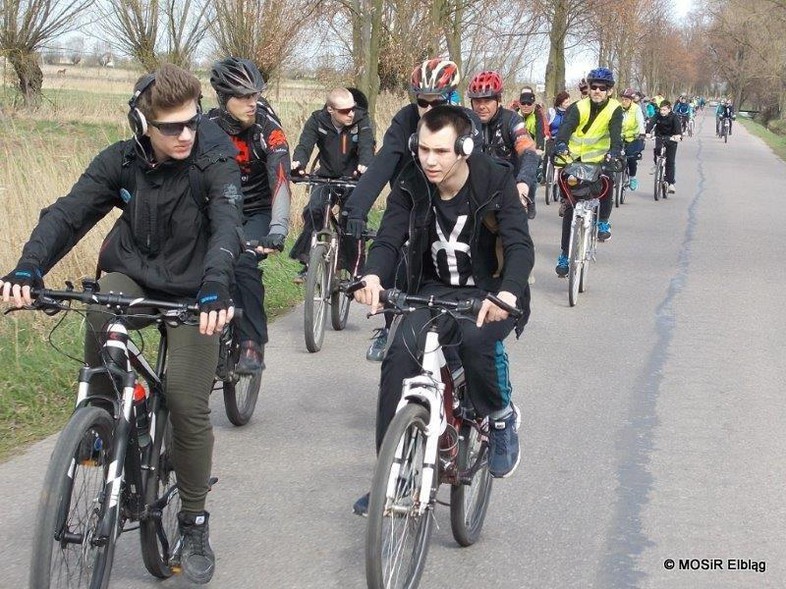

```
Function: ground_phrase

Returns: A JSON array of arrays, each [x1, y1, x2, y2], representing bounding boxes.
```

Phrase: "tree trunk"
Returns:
[[7, 49, 44, 106], [544, 0, 568, 104]]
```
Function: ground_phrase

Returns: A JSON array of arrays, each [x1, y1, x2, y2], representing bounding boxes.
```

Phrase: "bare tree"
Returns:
[[0, 0, 94, 104], [98, 0, 160, 71], [161, 0, 214, 67]]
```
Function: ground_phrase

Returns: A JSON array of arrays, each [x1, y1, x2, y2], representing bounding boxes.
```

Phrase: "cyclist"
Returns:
[[342, 58, 482, 362], [620, 87, 645, 191], [288, 87, 375, 282], [578, 78, 589, 99], [0, 63, 242, 584], [716, 98, 735, 136], [467, 70, 539, 219], [646, 100, 683, 194], [553, 67, 623, 277], [642, 96, 657, 120], [673, 95, 692, 134], [208, 57, 292, 374], [352, 105, 534, 514], [511, 86, 548, 218]]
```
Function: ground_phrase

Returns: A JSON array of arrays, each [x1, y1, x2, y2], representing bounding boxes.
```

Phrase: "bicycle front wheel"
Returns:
[[330, 267, 352, 331], [450, 421, 493, 546], [366, 403, 434, 589], [304, 243, 330, 352], [654, 163, 662, 201], [222, 331, 262, 426], [544, 159, 554, 205], [140, 413, 181, 578], [30, 406, 115, 589], [568, 221, 584, 307]]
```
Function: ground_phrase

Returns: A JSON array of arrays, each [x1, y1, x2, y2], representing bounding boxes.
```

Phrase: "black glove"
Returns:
[[345, 217, 366, 240], [1, 263, 44, 291], [196, 281, 232, 314], [292, 165, 306, 177], [555, 142, 568, 155], [257, 233, 286, 251]]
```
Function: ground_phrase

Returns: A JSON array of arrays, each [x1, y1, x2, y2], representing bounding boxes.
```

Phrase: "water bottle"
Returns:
[[133, 382, 151, 447]]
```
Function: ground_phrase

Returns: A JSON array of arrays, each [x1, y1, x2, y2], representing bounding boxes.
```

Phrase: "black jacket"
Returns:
[[365, 153, 534, 328], [292, 108, 374, 178], [480, 106, 540, 188], [343, 103, 483, 221], [16, 119, 243, 298], [646, 112, 683, 137]]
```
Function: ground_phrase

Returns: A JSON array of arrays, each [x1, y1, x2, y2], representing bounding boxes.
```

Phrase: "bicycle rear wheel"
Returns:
[[568, 221, 584, 307], [304, 243, 330, 352], [366, 403, 434, 589], [30, 406, 115, 589], [222, 331, 262, 426], [140, 413, 181, 578], [613, 172, 622, 208], [450, 421, 493, 546], [330, 267, 352, 331], [620, 170, 628, 204], [724, 124, 728, 143], [544, 159, 554, 205]]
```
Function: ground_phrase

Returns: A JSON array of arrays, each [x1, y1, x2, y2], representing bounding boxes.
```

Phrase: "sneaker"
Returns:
[[292, 265, 308, 285], [366, 328, 389, 362], [352, 492, 369, 517], [171, 512, 215, 584], [629, 177, 639, 191], [555, 254, 569, 277], [558, 200, 567, 217], [667, 184, 676, 194], [597, 221, 611, 242], [488, 405, 521, 478], [236, 341, 264, 375], [648, 166, 655, 175]]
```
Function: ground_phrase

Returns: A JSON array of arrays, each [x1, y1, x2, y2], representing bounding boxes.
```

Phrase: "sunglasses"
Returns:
[[416, 97, 448, 109], [520, 99, 535, 106], [589, 84, 609, 91], [332, 104, 356, 115], [148, 114, 200, 137]]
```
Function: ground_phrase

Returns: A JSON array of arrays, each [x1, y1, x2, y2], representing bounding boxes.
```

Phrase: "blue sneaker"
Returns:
[[488, 405, 520, 478], [555, 254, 569, 277], [629, 177, 639, 191], [597, 221, 611, 242], [366, 328, 389, 362]]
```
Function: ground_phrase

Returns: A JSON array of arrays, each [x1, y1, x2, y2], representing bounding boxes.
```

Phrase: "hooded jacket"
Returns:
[[479, 106, 539, 188], [364, 153, 534, 329], [16, 119, 243, 299]]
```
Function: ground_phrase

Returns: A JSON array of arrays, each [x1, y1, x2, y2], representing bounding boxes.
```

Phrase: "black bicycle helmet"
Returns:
[[210, 57, 267, 98]]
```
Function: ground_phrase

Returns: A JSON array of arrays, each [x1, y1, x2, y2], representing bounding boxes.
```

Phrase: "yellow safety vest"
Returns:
[[523, 111, 536, 137], [621, 106, 639, 142], [568, 97, 621, 163]]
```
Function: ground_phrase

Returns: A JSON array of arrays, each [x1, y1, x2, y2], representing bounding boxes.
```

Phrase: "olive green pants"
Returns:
[[84, 273, 218, 514]]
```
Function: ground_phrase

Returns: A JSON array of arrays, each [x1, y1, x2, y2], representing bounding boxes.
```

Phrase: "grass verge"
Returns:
[[738, 118, 786, 162]]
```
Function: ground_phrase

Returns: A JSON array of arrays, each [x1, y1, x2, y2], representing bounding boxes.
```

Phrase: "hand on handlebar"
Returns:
[[670, 134, 682, 142], [291, 161, 305, 176], [0, 263, 43, 308], [255, 233, 286, 254], [353, 274, 383, 315], [476, 291, 517, 327]]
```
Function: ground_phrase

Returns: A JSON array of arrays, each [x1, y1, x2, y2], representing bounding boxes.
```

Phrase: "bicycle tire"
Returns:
[[724, 125, 728, 143], [140, 413, 181, 578], [544, 159, 553, 205], [30, 406, 115, 589], [613, 172, 621, 208], [654, 162, 661, 201], [221, 330, 262, 426], [620, 170, 628, 205], [304, 243, 330, 352], [579, 222, 593, 294], [568, 221, 584, 307], [366, 403, 434, 589], [450, 421, 493, 546], [330, 267, 352, 331]]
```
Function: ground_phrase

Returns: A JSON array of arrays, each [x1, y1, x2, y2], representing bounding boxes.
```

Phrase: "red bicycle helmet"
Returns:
[[467, 71, 503, 99], [621, 87, 637, 99], [410, 59, 460, 95]]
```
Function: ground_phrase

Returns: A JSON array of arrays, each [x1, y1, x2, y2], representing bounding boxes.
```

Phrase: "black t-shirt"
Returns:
[[423, 183, 475, 287]]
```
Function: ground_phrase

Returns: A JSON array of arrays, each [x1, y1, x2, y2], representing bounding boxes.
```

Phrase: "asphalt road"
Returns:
[[2, 110, 785, 588]]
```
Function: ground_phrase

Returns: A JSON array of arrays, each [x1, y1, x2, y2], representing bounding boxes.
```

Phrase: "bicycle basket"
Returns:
[[558, 162, 610, 205]]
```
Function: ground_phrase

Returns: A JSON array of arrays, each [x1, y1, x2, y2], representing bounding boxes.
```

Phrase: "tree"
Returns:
[[98, 0, 160, 71], [0, 0, 94, 104]]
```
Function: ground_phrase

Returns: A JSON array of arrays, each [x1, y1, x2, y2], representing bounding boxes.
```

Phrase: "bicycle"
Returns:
[[362, 288, 522, 589], [543, 152, 557, 206], [556, 158, 614, 307], [24, 280, 217, 588], [652, 139, 668, 202], [215, 317, 260, 426], [291, 175, 370, 353], [687, 117, 695, 138], [721, 117, 731, 143]]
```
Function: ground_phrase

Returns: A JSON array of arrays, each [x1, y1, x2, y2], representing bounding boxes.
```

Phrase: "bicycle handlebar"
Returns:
[[289, 174, 358, 189], [377, 287, 523, 320], [29, 286, 200, 314]]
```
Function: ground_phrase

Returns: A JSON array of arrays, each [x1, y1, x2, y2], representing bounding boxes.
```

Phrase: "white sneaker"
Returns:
[[648, 166, 656, 175], [667, 184, 676, 194]]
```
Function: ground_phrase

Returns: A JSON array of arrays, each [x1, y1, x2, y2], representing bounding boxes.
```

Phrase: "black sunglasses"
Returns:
[[589, 84, 609, 91], [148, 114, 201, 137], [416, 97, 448, 108], [332, 105, 356, 115]]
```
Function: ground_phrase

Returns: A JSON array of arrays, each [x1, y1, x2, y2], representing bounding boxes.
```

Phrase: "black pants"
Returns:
[[624, 138, 644, 177], [654, 137, 678, 185], [560, 179, 614, 254], [376, 283, 515, 451], [235, 209, 271, 346]]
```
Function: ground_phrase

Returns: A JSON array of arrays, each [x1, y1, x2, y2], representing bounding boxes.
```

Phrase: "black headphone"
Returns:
[[127, 73, 156, 136], [408, 108, 475, 157]]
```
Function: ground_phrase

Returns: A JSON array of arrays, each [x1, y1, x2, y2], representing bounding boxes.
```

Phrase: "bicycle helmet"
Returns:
[[467, 71, 503, 99], [410, 59, 460, 95], [578, 78, 589, 92], [586, 67, 615, 88], [621, 87, 637, 99], [210, 57, 267, 99]]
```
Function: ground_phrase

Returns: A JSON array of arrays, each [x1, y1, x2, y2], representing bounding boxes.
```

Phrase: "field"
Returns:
[[0, 64, 400, 460]]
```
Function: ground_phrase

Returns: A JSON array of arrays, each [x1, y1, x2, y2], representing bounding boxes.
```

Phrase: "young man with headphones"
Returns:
[[352, 105, 534, 514], [0, 63, 243, 584]]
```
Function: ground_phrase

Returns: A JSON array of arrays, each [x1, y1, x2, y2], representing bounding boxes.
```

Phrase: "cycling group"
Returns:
[[0, 56, 695, 587]]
